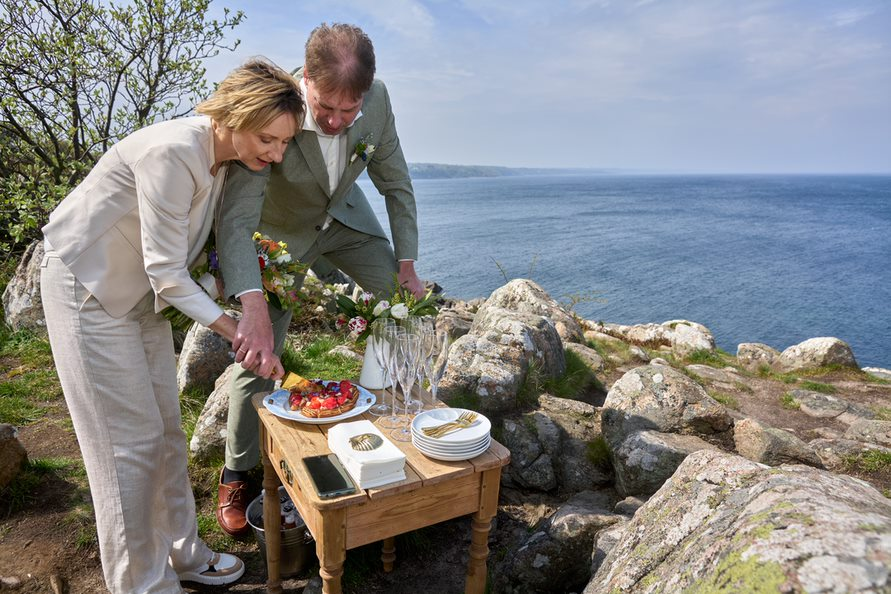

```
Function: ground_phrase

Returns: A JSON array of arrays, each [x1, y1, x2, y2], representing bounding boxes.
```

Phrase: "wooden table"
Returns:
[[252, 388, 511, 594]]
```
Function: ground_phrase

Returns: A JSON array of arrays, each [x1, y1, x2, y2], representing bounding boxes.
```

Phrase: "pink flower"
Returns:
[[348, 316, 367, 334], [335, 317, 348, 330], [360, 291, 374, 305]]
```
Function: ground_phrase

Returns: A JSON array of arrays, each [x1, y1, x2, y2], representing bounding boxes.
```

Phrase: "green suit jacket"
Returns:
[[217, 70, 418, 298]]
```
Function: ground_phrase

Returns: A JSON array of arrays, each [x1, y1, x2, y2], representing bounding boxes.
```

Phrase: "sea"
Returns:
[[361, 174, 891, 369]]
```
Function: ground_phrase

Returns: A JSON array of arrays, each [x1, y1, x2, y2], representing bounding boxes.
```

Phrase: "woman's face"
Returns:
[[233, 112, 297, 170]]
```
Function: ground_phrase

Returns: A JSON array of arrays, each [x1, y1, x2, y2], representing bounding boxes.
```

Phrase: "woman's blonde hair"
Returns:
[[197, 58, 304, 132]]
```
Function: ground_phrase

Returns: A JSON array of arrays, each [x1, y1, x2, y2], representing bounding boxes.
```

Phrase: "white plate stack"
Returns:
[[411, 408, 491, 461]]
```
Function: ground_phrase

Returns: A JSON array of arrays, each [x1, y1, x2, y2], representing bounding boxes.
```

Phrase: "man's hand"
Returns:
[[397, 260, 426, 298], [232, 291, 284, 380]]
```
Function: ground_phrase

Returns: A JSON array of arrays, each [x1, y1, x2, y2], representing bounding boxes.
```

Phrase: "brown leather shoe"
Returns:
[[216, 468, 251, 537]]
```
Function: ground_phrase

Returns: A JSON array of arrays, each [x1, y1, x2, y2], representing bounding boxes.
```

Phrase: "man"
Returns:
[[214, 23, 425, 536]]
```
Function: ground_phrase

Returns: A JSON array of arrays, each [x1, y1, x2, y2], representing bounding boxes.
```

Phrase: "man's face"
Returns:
[[305, 76, 363, 136]]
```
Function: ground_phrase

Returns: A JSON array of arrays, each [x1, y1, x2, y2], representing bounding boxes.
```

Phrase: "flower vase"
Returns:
[[196, 272, 219, 301], [359, 336, 391, 390]]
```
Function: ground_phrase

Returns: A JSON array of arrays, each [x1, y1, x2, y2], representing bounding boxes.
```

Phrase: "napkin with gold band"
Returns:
[[327, 420, 406, 489]]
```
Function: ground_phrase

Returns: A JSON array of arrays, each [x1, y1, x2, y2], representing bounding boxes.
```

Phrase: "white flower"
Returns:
[[372, 300, 390, 316], [360, 291, 374, 305], [348, 316, 367, 334], [277, 253, 292, 263], [390, 303, 409, 320]]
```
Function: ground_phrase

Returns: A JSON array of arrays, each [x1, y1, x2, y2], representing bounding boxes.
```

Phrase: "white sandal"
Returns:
[[179, 552, 245, 585]]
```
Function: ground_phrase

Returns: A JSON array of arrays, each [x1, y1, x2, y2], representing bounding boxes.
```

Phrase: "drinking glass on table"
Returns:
[[368, 318, 396, 417], [377, 325, 403, 429], [407, 316, 435, 408], [424, 330, 451, 408], [390, 332, 422, 442]]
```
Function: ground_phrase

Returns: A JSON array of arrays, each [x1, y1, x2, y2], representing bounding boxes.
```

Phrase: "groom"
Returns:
[[214, 22, 426, 536]]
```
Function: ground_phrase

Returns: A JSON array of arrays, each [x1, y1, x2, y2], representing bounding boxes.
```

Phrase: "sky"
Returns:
[[202, 0, 891, 174]]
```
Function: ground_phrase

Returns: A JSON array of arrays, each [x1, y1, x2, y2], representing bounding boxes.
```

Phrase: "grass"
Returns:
[[873, 407, 891, 421], [797, 380, 836, 394], [0, 325, 62, 425], [281, 334, 362, 380], [845, 450, 891, 473], [0, 457, 83, 516], [586, 436, 612, 471], [684, 348, 732, 367], [516, 349, 603, 408], [780, 392, 800, 410], [710, 391, 740, 410]]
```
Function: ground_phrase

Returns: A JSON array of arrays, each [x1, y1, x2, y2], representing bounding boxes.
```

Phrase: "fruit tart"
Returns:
[[288, 379, 360, 418]]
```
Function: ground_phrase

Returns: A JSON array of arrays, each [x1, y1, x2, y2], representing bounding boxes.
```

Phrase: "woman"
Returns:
[[40, 59, 303, 593]]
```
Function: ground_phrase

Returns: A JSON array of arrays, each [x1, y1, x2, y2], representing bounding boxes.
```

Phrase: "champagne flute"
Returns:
[[377, 325, 403, 429], [424, 330, 451, 408], [368, 318, 395, 416], [390, 332, 421, 442], [413, 317, 436, 409]]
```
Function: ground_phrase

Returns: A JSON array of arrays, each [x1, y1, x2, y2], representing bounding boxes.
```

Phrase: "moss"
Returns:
[[639, 574, 659, 589], [872, 406, 891, 421], [686, 550, 787, 593]]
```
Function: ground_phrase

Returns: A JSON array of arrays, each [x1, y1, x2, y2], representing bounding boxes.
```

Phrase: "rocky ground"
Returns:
[[2, 271, 889, 593], [3, 342, 889, 593]]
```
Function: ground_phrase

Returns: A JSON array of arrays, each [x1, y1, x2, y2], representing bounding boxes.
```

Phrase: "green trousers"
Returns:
[[224, 220, 399, 471]]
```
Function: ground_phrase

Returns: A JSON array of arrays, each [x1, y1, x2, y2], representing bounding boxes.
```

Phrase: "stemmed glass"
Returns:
[[390, 332, 421, 442], [412, 317, 436, 408], [368, 318, 395, 417], [377, 325, 403, 429], [424, 330, 451, 408]]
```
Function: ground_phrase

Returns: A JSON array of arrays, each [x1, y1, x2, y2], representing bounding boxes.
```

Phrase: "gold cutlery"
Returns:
[[421, 411, 479, 438]]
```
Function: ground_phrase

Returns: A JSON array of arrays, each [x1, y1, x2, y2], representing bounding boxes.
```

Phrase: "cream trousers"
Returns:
[[40, 250, 210, 594]]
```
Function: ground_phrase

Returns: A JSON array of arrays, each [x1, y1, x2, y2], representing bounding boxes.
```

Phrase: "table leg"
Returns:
[[381, 537, 396, 572], [261, 431, 283, 594], [464, 468, 502, 594], [316, 509, 347, 594]]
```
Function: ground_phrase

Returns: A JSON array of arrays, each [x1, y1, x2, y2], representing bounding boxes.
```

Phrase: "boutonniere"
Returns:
[[350, 133, 375, 164]]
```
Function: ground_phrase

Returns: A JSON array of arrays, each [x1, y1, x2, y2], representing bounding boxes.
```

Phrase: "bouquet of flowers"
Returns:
[[253, 232, 308, 311], [163, 233, 306, 333], [334, 280, 441, 341]]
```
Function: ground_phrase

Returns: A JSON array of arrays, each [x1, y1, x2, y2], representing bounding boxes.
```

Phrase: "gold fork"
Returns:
[[421, 411, 479, 438]]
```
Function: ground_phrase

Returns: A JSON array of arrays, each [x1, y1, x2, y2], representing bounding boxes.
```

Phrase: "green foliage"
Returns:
[[0, 325, 61, 424], [283, 335, 362, 380], [334, 280, 441, 341], [0, 0, 245, 253], [179, 387, 211, 443], [845, 450, 891, 473], [779, 392, 800, 410], [797, 380, 836, 394], [0, 457, 80, 515], [710, 391, 740, 410], [586, 436, 612, 471], [685, 349, 731, 366], [872, 407, 891, 421], [444, 389, 482, 411]]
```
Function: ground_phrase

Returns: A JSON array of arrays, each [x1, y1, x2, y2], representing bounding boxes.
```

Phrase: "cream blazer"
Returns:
[[42, 116, 226, 327]]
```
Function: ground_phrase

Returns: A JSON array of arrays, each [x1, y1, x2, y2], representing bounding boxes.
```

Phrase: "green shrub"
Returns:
[[780, 392, 800, 410], [798, 380, 835, 394]]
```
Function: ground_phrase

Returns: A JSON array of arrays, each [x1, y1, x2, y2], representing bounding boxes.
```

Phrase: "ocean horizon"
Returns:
[[362, 173, 891, 369]]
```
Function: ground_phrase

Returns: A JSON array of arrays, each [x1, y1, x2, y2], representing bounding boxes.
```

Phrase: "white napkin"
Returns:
[[328, 420, 406, 488]]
